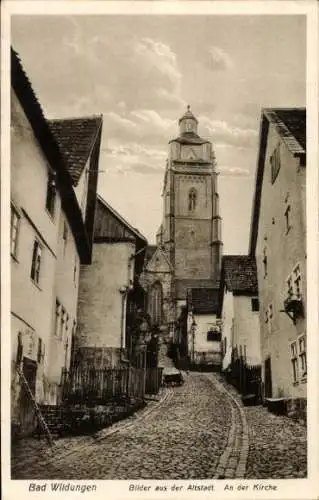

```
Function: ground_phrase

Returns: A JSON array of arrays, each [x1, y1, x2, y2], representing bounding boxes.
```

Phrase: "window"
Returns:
[[55, 301, 62, 337], [298, 335, 307, 378], [293, 264, 302, 299], [263, 247, 268, 278], [286, 264, 303, 300], [73, 257, 77, 284], [265, 304, 273, 333], [290, 334, 307, 383], [11, 204, 20, 257], [46, 171, 57, 216], [188, 188, 197, 211], [284, 204, 291, 234], [150, 283, 162, 325], [30, 240, 43, 285], [207, 327, 221, 342], [37, 338, 43, 363], [46, 171, 57, 217], [16, 333, 23, 365], [290, 341, 298, 383], [270, 143, 281, 184], [63, 220, 68, 249], [251, 298, 259, 312]]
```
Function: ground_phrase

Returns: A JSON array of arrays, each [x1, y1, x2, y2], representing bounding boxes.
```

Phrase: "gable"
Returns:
[[94, 199, 135, 241], [145, 247, 172, 273]]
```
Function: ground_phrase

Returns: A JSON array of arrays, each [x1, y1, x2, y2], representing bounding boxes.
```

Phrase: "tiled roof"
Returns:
[[263, 108, 306, 156], [175, 279, 217, 299], [274, 109, 306, 151], [49, 116, 102, 186], [188, 287, 219, 314], [179, 106, 198, 124], [169, 132, 208, 146], [222, 256, 258, 294]]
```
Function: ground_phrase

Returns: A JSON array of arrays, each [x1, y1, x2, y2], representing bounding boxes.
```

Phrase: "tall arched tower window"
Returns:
[[149, 282, 163, 325], [188, 188, 197, 212]]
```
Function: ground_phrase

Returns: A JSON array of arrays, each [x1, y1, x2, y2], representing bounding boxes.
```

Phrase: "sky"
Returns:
[[11, 14, 306, 253]]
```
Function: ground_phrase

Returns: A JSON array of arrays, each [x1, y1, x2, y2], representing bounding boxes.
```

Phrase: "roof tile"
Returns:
[[188, 287, 219, 314], [222, 255, 258, 294], [49, 116, 102, 186]]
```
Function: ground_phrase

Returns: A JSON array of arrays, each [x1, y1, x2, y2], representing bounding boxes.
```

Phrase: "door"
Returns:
[[19, 357, 37, 434], [264, 356, 272, 398]]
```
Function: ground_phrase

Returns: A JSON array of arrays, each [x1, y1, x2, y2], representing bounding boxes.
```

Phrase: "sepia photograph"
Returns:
[[2, 1, 318, 497]]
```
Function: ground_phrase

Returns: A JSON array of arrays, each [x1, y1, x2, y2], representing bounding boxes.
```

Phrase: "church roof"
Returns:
[[49, 116, 103, 186], [188, 287, 219, 314], [179, 105, 198, 124], [169, 132, 209, 146]]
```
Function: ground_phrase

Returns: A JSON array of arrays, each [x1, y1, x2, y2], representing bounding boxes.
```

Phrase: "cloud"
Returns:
[[133, 37, 182, 90], [217, 166, 251, 177], [207, 46, 234, 72], [199, 115, 258, 148], [103, 109, 176, 146], [101, 140, 167, 175]]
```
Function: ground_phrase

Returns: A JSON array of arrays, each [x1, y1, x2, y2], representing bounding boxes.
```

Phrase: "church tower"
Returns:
[[161, 106, 222, 312]]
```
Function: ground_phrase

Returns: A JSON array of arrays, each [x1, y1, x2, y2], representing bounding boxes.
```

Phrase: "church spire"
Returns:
[[178, 105, 198, 134]]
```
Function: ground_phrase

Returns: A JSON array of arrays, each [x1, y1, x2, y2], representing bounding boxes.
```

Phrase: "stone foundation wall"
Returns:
[[286, 397, 307, 426]]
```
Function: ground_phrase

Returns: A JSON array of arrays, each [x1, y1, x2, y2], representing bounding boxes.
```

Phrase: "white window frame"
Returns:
[[30, 239, 43, 285], [286, 263, 303, 301], [290, 333, 307, 383], [11, 203, 20, 258]]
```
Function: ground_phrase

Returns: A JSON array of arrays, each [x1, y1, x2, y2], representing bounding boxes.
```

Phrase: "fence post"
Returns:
[[142, 346, 146, 400]]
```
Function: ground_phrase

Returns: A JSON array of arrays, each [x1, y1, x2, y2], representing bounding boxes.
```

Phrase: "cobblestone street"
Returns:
[[11, 372, 307, 480]]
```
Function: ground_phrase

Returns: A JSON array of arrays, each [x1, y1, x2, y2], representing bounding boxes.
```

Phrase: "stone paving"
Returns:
[[244, 406, 307, 479], [11, 372, 307, 480], [213, 373, 307, 479], [12, 372, 231, 480]]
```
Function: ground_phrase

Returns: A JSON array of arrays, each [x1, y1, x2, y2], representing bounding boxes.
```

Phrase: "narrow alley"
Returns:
[[11, 372, 306, 480]]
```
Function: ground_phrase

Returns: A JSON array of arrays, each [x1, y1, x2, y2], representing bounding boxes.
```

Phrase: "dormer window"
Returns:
[[188, 188, 197, 211]]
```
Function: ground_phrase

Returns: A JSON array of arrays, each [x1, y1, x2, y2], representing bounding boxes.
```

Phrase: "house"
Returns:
[[75, 195, 147, 369], [218, 255, 261, 371], [10, 48, 102, 435], [249, 108, 306, 419], [186, 287, 221, 370]]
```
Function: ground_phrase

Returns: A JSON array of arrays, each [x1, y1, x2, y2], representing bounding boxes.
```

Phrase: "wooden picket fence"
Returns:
[[60, 367, 145, 405], [225, 346, 262, 400], [145, 367, 163, 395]]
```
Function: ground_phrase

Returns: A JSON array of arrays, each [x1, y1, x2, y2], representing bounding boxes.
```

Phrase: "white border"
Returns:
[[1, 2, 318, 500]]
